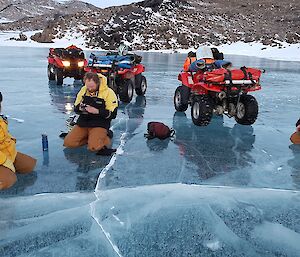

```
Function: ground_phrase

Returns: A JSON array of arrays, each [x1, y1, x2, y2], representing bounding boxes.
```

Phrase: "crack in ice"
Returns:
[[89, 104, 132, 257]]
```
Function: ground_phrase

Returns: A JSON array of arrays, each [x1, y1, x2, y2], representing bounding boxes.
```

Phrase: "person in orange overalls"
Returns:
[[0, 92, 37, 190], [183, 51, 197, 71]]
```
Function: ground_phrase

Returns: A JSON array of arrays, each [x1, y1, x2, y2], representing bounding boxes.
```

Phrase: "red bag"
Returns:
[[204, 67, 262, 83], [145, 122, 175, 140], [231, 69, 246, 80], [204, 68, 227, 82]]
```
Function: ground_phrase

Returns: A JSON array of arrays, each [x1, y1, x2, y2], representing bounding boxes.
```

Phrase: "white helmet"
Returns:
[[196, 46, 213, 60]]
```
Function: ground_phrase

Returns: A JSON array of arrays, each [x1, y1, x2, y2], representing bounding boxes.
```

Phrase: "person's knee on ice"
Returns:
[[87, 127, 111, 152], [63, 125, 88, 148], [14, 152, 37, 174], [66, 72, 118, 153], [63, 136, 75, 148], [0, 91, 36, 190], [0, 166, 17, 190]]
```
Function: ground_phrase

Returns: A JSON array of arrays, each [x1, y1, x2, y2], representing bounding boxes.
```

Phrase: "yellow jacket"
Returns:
[[74, 74, 118, 129], [0, 116, 17, 172], [75, 74, 118, 113]]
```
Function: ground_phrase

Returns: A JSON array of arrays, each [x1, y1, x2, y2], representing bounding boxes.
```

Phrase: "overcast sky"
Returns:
[[81, 0, 141, 8]]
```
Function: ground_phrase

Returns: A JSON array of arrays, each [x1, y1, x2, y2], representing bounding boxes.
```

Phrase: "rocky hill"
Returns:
[[0, 0, 299, 49]]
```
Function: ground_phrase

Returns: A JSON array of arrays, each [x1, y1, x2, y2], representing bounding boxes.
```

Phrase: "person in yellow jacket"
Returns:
[[64, 72, 118, 155], [0, 92, 37, 190]]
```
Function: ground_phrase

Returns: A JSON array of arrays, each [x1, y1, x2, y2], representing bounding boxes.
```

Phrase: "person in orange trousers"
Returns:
[[290, 119, 300, 144], [0, 92, 37, 190], [64, 72, 118, 155]]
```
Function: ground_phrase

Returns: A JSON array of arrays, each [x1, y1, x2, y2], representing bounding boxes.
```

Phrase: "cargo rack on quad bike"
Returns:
[[49, 48, 85, 59], [179, 71, 262, 94]]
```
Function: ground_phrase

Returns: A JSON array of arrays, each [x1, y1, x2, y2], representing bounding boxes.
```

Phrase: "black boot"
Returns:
[[59, 132, 68, 138], [96, 147, 116, 156], [107, 129, 114, 139]]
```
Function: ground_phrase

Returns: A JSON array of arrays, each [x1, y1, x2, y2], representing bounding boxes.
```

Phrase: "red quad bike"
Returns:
[[85, 52, 147, 103], [174, 64, 263, 126], [48, 45, 87, 85]]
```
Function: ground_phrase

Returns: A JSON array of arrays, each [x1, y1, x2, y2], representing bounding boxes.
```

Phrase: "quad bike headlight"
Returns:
[[62, 61, 71, 67], [78, 61, 85, 67]]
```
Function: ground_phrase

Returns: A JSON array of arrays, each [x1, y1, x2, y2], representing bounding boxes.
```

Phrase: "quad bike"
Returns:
[[47, 45, 87, 85], [85, 52, 147, 103], [174, 48, 263, 126]]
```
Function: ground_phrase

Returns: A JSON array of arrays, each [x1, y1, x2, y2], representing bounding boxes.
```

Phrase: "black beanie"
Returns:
[[296, 118, 300, 127]]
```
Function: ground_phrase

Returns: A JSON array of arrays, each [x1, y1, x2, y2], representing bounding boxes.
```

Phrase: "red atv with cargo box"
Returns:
[[174, 50, 263, 126]]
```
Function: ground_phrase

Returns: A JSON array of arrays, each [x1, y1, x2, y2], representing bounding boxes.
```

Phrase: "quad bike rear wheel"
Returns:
[[235, 94, 258, 125], [174, 86, 189, 112], [55, 68, 64, 86], [135, 74, 147, 96], [48, 64, 55, 81], [118, 79, 134, 103], [191, 95, 214, 126]]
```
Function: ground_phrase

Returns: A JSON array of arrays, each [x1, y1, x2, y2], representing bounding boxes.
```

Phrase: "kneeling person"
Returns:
[[64, 72, 118, 155], [0, 92, 37, 190]]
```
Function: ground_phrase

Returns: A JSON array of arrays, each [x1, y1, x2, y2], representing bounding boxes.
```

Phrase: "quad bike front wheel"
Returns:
[[55, 68, 64, 86], [235, 94, 258, 125], [119, 79, 134, 103], [48, 64, 55, 81], [174, 86, 189, 112], [135, 74, 147, 96], [191, 95, 213, 126]]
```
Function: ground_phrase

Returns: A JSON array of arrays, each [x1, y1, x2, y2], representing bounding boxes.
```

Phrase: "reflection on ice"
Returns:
[[48, 82, 81, 114], [173, 113, 256, 180]]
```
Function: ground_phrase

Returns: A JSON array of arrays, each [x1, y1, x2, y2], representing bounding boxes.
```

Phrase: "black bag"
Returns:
[[82, 95, 105, 109], [145, 122, 175, 140]]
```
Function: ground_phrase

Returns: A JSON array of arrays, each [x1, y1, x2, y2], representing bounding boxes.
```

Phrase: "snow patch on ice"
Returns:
[[205, 240, 222, 251]]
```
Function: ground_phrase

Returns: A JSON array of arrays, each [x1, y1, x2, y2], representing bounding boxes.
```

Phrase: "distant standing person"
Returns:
[[0, 92, 37, 190], [290, 118, 300, 144], [64, 72, 118, 155]]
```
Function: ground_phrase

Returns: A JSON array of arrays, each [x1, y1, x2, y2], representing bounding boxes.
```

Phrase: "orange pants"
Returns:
[[0, 152, 37, 190], [64, 125, 110, 152]]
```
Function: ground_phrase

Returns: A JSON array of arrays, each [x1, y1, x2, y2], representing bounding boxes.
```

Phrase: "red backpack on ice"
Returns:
[[145, 122, 175, 140]]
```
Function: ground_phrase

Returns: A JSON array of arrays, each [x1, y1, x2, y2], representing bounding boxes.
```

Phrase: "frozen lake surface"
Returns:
[[0, 47, 300, 257]]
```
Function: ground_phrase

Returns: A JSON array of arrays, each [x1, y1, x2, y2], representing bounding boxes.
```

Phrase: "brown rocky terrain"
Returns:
[[0, 0, 299, 49]]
